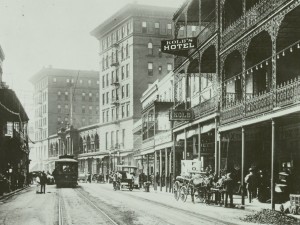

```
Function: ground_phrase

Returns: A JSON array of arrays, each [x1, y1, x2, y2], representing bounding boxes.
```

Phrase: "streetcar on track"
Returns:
[[53, 155, 78, 188]]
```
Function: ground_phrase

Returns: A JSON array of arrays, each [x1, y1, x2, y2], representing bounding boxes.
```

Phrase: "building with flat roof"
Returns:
[[29, 67, 99, 171], [90, 3, 175, 175]]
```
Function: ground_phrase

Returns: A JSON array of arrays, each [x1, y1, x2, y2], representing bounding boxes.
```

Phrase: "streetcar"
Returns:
[[52, 155, 78, 187]]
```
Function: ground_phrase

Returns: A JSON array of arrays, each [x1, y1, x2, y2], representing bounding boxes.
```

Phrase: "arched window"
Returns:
[[111, 52, 114, 63], [87, 135, 91, 152], [148, 42, 153, 55]]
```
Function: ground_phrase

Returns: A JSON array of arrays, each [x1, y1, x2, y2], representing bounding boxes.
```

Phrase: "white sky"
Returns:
[[0, 0, 184, 109]]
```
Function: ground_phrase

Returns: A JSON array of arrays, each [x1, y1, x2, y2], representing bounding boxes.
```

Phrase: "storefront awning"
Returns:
[[176, 132, 185, 141], [201, 123, 215, 133]]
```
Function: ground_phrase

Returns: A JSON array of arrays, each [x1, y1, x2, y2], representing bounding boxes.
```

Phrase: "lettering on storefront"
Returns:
[[169, 109, 194, 121], [161, 38, 197, 55], [181, 160, 201, 176]]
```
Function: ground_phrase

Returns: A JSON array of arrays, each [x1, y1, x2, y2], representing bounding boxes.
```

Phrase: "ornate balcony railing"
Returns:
[[277, 76, 300, 107], [245, 91, 273, 117], [222, 0, 291, 48], [223, 92, 243, 108], [192, 96, 218, 118], [221, 103, 244, 123], [221, 76, 300, 124]]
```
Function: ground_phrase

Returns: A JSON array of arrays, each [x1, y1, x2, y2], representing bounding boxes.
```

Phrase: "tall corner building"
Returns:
[[91, 3, 175, 167], [29, 67, 99, 171]]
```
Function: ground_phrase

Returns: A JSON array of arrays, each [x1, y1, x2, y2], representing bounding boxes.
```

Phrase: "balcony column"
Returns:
[[218, 132, 221, 176], [184, 129, 187, 160], [241, 126, 245, 206], [214, 118, 218, 175], [147, 154, 149, 182], [165, 148, 168, 192], [173, 133, 176, 185], [198, 0, 201, 29], [160, 149, 162, 191], [241, 46, 247, 115], [199, 52, 202, 104], [154, 150, 157, 190], [198, 123, 201, 161], [271, 119, 276, 210]]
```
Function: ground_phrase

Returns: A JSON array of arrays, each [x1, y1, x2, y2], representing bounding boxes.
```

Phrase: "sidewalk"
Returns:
[[99, 182, 300, 222], [0, 186, 30, 201], [99, 183, 256, 225]]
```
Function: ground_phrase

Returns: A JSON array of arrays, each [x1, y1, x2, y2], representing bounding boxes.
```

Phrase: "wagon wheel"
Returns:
[[195, 188, 204, 203], [173, 181, 180, 201], [179, 186, 188, 202]]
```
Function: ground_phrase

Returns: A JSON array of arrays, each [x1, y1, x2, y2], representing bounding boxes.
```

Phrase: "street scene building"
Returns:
[[29, 68, 99, 171], [89, 4, 175, 177], [1, 1, 300, 224], [0, 45, 30, 194]]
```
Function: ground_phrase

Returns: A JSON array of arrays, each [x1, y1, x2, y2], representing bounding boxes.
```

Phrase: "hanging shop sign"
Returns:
[[181, 160, 201, 176], [161, 38, 197, 56], [169, 109, 194, 121]]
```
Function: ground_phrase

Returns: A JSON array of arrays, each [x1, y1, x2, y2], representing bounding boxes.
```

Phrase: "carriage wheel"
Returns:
[[179, 186, 188, 202], [173, 181, 180, 201]]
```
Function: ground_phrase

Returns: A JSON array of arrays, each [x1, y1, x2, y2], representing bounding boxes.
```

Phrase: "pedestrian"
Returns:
[[245, 168, 256, 203], [139, 172, 144, 188], [35, 174, 41, 194], [224, 173, 235, 208], [40, 171, 47, 194], [156, 172, 160, 186], [87, 173, 92, 183]]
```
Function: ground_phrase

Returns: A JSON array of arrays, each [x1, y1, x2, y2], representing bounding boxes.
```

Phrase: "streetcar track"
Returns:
[[93, 186, 240, 225], [57, 187, 119, 225], [58, 189, 63, 225], [74, 188, 119, 225]]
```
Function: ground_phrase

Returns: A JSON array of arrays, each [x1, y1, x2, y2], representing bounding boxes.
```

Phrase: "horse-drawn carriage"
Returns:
[[173, 172, 226, 204]]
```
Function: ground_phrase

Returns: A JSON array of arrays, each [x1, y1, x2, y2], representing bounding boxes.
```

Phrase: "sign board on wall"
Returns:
[[169, 109, 194, 121], [161, 38, 197, 56], [181, 160, 201, 176]]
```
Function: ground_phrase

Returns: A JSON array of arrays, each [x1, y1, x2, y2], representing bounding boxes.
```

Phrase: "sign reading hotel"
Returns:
[[161, 38, 197, 55], [169, 109, 194, 121]]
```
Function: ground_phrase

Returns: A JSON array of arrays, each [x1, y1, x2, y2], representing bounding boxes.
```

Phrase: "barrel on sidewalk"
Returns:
[[144, 182, 151, 192]]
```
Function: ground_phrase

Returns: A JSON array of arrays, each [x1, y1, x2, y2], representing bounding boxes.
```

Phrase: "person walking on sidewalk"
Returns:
[[40, 171, 47, 194], [245, 168, 256, 203], [224, 173, 234, 208]]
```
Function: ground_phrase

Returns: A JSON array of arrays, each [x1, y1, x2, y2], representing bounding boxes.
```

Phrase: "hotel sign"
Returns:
[[169, 109, 194, 121], [161, 38, 197, 56]]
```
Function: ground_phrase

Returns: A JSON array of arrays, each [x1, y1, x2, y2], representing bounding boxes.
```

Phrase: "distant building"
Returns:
[[90, 3, 175, 175], [0, 45, 30, 192], [29, 67, 99, 171]]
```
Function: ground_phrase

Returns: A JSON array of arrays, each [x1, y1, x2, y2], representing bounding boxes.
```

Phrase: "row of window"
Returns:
[[35, 104, 47, 117], [102, 84, 130, 105], [57, 117, 98, 125], [57, 105, 99, 114], [35, 129, 47, 142], [140, 21, 172, 35], [57, 91, 99, 102], [101, 22, 132, 51], [52, 77, 99, 85], [105, 129, 126, 150], [102, 104, 130, 123], [102, 46, 129, 70], [102, 64, 130, 88], [35, 117, 47, 129], [148, 63, 173, 76]]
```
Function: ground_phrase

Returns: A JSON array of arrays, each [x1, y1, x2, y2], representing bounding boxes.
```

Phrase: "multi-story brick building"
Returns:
[[90, 3, 175, 174], [29, 67, 99, 171]]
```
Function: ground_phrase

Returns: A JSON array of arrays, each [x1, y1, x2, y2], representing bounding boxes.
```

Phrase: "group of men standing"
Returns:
[[36, 171, 47, 194]]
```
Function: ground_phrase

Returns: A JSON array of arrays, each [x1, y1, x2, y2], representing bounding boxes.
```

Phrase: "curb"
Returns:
[[0, 186, 31, 201]]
